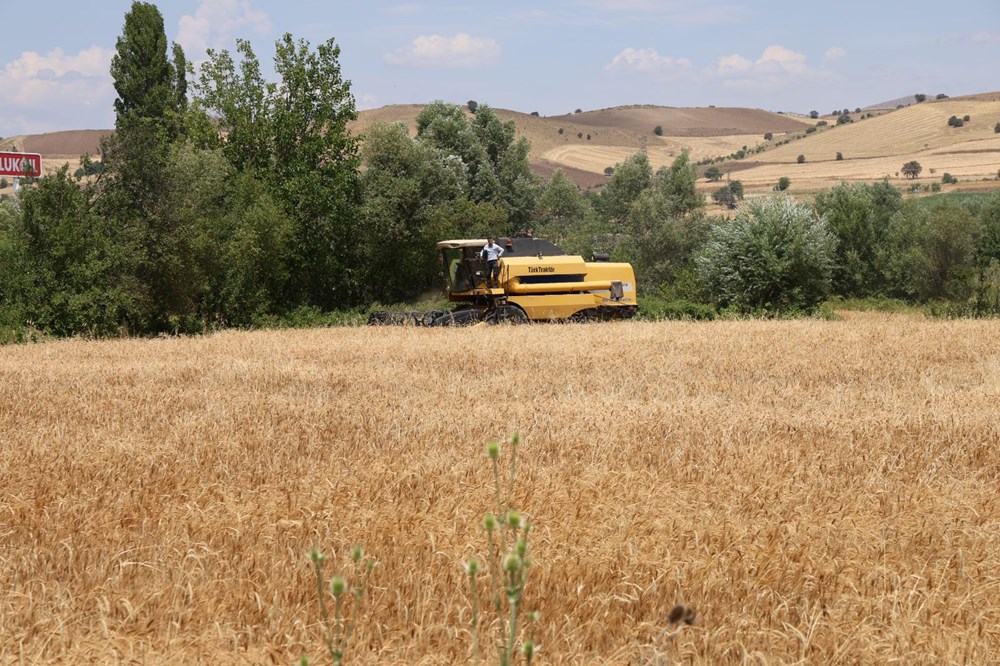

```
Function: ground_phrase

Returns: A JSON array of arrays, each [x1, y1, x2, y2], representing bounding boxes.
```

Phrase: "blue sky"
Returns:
[[1, 0, 998, 136]]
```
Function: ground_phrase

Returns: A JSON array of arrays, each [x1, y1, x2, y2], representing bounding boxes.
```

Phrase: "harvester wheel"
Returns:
[[485, 305, 528, 325]]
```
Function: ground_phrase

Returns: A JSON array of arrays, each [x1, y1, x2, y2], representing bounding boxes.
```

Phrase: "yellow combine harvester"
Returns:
[[369, 237, 637, 325]]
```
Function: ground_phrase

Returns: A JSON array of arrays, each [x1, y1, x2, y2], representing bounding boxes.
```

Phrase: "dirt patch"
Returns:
[[20, 130, 112, 158]]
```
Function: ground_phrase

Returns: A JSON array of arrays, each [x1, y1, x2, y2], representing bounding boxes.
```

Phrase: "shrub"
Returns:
[[577, 132, 583, 138], [995, 122, 1000, 133], [914, 93, 927, 103], [816, 120, 828, 126], [797, 154, 806, 164], [948, 116, 964, 128], [653, 125, 663, 136], [704, 166, 722, 182], [963, 115, 970, 122], [586, 134, 591, 140], [604, 166, 614, 176], [697, 195, 835, 312], [530, 111, 539, 117], [558, 128, 564, 134], [809, 110, 819, 119], [805, 127, 817, 134], [764, 132, 773, 140], [836, 152, 844, 161], [942, 173, 958, 184], [0, 177, 7, 189], [931, 182, 941, 192], [467, 100, 478, 113], [775, 176, 791, 191], [836, 113, 852, 125], [936, 93, 948, 99], [574, 108, 582, 113]]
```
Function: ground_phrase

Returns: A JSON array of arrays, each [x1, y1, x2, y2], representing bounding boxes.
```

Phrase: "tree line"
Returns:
[[1, 1, 999, 339]]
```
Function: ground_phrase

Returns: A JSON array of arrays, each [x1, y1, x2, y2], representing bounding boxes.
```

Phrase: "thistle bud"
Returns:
[[503, 553, 523, 572], [487, 441, 500, 459], [516, 538, 527, 557], [351, 545, 364, 563], [331, 576, 347, 597], [522, 640, 535, 659], [464, 558, 481, 575], [483, 513, 497, 532], [309, 549, 324, 564], [511, 433, 520, 446], [507, 510, 522, 529]]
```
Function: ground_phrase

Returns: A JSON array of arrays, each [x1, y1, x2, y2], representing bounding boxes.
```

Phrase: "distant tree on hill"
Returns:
[[963, 115, 970, 122], [836, 152, 844, 161], [914, 93, 926, 103], [941, 173, 958, 184], [837, 113, 852, 125], [809, 110, 819, 119], [574, 108, 582, 114], [467, 100, 478, 113], [854, 107, 861, 113], [775, 176, 791, 191], [604, 166, 614, 176], [901, 160, 922, 178], [704, 166, 722, 181], [797, 154, 806, 164], [816, 120, 827, 126], [764, 132, 773, 140], [994, 122, 1000, 133], [558, 127, 564, 134], [653, 125, 663, 136], [936, 93, 948, 99], [948, 116, 964, 128], [530, 111, 539, 116]]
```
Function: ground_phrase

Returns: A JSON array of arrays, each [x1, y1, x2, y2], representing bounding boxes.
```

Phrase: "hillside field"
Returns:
[[4, 95, 999, 198], [2, 316, 999, 663]]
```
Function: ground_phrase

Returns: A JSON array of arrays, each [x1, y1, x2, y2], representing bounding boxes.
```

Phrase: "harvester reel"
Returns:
[[485, 305, 528, 325]]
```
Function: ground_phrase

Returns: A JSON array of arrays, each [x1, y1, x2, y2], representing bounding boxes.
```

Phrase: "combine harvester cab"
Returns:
[[370, 237, 637, 325]]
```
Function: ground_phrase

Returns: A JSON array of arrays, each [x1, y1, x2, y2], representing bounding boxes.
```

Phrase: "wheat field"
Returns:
[[2, 315, 1000, 663]]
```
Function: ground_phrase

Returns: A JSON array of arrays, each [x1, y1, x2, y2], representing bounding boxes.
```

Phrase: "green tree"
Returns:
[[901, 160, 922, 178], [814, 179, 902, 297], [697, 195, 835, 312], [914, 93, 926, 103], [357, 122, 468, 302], [597, 152, 652, 225], [797, 154, 806, 164], [653, 125, 663, 136], [535, 169, 601, 256], [809, 110, 819, 119], [704, 165, 722, 181], [883, 201, 982, 301], [775, 176, 791, 191], [197, 34, 362, 309]]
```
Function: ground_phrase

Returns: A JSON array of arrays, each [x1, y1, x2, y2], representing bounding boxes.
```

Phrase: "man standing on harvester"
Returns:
[[481, 237, 504, 288]]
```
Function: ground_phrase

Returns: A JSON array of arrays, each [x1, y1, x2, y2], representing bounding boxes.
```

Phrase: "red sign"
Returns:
[[0, 152, 42, 178]]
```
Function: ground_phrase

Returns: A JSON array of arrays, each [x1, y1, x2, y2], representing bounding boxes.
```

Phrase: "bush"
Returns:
[[942, 173, 958, 184], [574, 108, 582, 113], [577, 132, 583, 138], [836, 152, 844, 161], [816, 120, 828, 126], [530, 111, 539, 116], [467, 100, 478, 113], [836, 113, 852, 125], [558, 127, 564, 134], [948, 116, 964, 128], [805, 127, 817, 134], [914, 94, 927, 103], [696, 195, 835, 312], [636, 295, 716, 320], [653, 125, 663, 136], [0, 177, 7, 189], [775, 176, 791, 191], [963, 115, 970, 122], [797, 154, 806, 164], [809, 110, 819, 119], [764, 132, 773, 140], [931, 182, 941, 192], [995, 122, 1000, 133], [936, 93, 948, 100], [704, 166, 722, 182]]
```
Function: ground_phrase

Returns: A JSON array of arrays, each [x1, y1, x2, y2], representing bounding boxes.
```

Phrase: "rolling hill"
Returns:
[[3, 93, 999, 199]]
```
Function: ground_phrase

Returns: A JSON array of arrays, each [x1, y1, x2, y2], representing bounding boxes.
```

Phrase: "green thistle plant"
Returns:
[[308, 546, 375, 665], [465, 434, 537, 666]]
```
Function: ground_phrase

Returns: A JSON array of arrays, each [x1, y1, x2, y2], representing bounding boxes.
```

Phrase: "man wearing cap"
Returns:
[[481, 237, 504, 288]]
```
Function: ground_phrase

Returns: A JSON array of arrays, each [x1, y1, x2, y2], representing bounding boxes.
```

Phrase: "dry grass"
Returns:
[[2, 315, 1000, 663]]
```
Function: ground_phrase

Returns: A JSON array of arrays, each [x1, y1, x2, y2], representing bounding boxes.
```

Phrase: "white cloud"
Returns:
[[824, 47, 847, 61], [176, 0, 272, 59], [384, 33, 502, 67], [605, 48, 692, 73], [970, 31, 1000, 44], [708, 45, 831, 92], [0, 46, 116, 133]]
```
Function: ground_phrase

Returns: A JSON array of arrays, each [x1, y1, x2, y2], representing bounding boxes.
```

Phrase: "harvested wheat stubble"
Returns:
[[2, 314, 999, 663]]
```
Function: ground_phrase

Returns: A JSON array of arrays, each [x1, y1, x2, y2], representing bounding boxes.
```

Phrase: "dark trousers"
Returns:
[[487, 260, 500, 287]]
